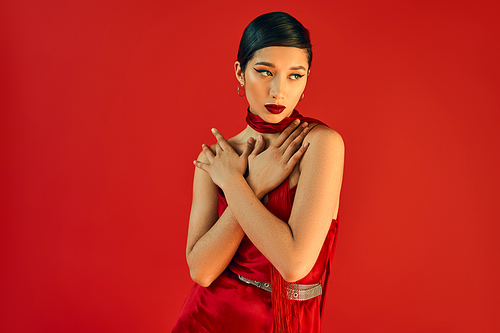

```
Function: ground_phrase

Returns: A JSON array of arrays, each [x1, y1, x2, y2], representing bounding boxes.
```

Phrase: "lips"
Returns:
[[265, 104, 286, 114]]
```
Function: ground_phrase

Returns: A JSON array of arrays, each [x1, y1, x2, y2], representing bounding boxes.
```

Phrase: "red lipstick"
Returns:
[[265, 104, 286, 114]]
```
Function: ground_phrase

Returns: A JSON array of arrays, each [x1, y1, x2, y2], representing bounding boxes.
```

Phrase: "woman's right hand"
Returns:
[[246, 120, 310, 199]]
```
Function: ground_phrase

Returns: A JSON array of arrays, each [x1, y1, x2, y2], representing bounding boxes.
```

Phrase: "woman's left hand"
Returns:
[[193, 128, 255, 189]]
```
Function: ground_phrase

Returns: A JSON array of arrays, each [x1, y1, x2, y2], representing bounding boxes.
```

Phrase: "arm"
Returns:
[[201, 126, 344, 282], [186, 123, 307, 286], [186, 144, 252, 287]]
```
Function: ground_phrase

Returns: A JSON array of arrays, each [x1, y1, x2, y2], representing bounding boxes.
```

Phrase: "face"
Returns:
[[235, 46, 309, 123]]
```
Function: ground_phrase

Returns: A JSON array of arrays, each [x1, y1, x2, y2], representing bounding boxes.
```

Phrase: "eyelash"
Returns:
[[254, 69, 304, 80]]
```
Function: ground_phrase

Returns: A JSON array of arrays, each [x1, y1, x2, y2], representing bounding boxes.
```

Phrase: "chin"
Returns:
[[261, 113, 285, 124], [262, 109, 294, 123]]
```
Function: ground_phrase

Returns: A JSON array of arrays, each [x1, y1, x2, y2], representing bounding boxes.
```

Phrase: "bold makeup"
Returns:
[[264, 104, 286, 114]]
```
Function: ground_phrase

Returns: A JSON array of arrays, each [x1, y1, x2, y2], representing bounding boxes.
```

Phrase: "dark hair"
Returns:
[[237, 12, 312, 73]]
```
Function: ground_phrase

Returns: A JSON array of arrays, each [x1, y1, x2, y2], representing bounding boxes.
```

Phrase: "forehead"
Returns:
[[250, 46, 308, 67]]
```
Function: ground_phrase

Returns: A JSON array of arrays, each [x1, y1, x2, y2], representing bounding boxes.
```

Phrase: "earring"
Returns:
[[300, 93, 305, 101], [237, 84, 246, 97]]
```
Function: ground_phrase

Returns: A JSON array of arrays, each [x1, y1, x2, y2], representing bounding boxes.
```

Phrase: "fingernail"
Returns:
[[248, 137, 254, 144], [211, 128, 216, 133], [258, 135, 262, 142], [294, 119, 300, 124]]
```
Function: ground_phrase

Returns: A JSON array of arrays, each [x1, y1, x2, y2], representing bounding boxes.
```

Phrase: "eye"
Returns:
[[289, 73, 305, 80], [254, 68, 273, 77]]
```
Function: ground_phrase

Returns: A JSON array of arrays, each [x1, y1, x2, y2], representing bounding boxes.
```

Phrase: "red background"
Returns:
[[1, 0, 499, 332]]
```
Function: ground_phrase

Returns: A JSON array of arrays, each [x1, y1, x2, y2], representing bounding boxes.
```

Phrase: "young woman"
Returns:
[[173, 12, 344, 333]]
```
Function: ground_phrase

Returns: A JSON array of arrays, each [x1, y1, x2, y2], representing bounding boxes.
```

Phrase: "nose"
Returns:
[[269, 75, 286, 101]]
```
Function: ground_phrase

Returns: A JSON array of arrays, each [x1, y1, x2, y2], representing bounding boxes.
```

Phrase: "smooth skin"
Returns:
[[187, 46, 344, 286]]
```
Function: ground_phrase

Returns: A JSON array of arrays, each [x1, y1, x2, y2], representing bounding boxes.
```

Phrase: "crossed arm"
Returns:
[[187, 122, 344, 286]]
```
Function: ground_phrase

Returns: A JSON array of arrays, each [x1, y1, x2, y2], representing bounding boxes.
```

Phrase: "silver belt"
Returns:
[[238, 274, 322, 301]]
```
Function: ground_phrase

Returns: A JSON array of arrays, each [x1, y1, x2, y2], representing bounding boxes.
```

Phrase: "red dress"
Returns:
[[172, 177, 338, 333]]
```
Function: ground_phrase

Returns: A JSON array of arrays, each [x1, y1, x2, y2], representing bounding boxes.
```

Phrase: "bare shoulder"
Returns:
[[298, 125, 344, 175], [196, 149, 210, 163], [306, 124, 345, 153]]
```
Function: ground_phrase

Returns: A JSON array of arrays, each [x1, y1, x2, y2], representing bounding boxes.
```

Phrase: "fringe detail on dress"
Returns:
[[270, 264, 300, 333], [267, 178, 299, 332]]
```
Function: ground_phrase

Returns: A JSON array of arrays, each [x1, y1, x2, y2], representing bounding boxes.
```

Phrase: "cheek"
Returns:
[[246, 78, 267, 98], [294, 81, 307, 96]]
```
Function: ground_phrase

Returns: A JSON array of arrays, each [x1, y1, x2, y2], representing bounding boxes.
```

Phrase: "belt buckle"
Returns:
[[237, 274, 322, 300]]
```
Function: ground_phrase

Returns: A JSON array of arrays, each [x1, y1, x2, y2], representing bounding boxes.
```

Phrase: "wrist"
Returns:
[[220, 174, 247, 193], [246, 177, 265, 200]]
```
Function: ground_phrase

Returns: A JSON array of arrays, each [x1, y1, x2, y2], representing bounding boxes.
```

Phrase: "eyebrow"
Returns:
[[254, 62, 307, 71]]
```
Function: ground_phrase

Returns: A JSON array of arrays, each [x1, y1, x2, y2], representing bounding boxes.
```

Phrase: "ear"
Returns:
[[234, 61, 245, 85]]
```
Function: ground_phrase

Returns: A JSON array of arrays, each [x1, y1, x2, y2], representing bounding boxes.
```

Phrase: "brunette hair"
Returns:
[[237, 12, 312, 73]]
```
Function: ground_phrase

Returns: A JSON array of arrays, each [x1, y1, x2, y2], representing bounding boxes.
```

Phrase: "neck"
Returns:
[[243, 107, 328, 144], [243, 125, 281, 141], [245, 108, 300, 134]]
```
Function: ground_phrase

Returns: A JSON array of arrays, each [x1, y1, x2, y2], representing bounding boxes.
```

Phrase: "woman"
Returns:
[[173, 12, 344, 333]]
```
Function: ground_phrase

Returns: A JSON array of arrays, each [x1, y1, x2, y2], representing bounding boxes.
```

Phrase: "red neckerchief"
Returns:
[[245, 108, 327, 133]]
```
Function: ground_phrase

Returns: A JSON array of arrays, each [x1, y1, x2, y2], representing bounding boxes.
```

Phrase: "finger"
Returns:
[[202, 144, 215, 163], [250, 134, 266, 156], [282, 125, 310, 158], [193, 159, 211, 173], [241, 137, 255, 158], [281, 122, 309, 150], [211, 128, 233, 152], [271, 119, 301, 148], [215, 142, 223, 155], [286, 142, 310, 168]]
